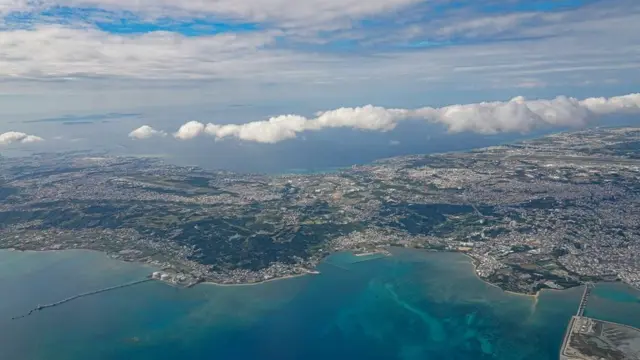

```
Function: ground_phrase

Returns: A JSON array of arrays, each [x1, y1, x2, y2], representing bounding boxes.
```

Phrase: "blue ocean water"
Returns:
[[1, 249, 639, 360]]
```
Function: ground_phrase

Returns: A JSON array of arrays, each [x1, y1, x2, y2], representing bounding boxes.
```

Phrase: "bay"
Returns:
[[1, 248, 638, 360]]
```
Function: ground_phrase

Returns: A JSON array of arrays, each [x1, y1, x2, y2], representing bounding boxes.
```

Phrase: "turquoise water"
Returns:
[[1, 249, 639, 360]]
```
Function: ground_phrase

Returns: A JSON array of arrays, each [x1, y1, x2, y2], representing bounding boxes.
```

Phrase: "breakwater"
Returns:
[[11, 278, 153, 320], [323, 261, 350, 271]]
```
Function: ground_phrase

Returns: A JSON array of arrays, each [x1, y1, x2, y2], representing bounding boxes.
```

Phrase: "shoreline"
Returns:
[[2, 248, 321, 288], [459, 252, 544, 299], [201, 271, 320, 287], [2, 247, 327, 291], [457, 252, 625, 301], [0, 247, 556, 296], [5, 247, 631, 297]]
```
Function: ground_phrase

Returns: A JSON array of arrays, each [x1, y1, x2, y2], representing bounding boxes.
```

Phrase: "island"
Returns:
[[1, 127, 639, 294]]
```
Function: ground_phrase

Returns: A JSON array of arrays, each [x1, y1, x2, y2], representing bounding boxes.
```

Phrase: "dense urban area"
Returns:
[[1, 127, 639, 295]]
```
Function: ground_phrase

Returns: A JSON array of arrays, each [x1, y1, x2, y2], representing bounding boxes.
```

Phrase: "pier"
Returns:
[[11, 278, 152, 320]]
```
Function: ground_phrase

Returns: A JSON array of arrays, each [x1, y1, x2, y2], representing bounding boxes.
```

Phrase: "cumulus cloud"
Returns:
[[426, 93, 640, 134], [0, 131, 44, 145], [581, 93, 640, 114], [310, 106, 410, 131], [418, 93, 640, 134], [147, 93, 639, 143], [128, 125, 166, 139], [422, 95, 592, 134], [205, 115, 308, 143], [174, 121, 206, 140]]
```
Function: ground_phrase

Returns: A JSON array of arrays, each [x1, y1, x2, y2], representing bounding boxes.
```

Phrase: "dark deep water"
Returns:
[[1, 249, 639, 360]]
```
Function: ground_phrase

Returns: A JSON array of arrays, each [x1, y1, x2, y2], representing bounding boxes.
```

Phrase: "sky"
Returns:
[[1, 0, 639, 170]]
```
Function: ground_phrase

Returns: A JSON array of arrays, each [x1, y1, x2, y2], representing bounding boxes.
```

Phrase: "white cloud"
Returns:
[[310, 106, 409, 131], [581, 93, 640, 115], [0, 1, 637, 87], [1, 0, 639, 121], [150, 93, 640, 143], [420, 95, 590, 134], [435, 12, 543, 40], [128, 125, 166, 139], [174, 120, 206, 140], [0, 26, 280, 80], [0, 0, 32, 15], [0, 0, 422, 30], [0, 131, 44, 145], [205, 115, 307, 143], [515, 80, 547, 89], [21, 135, 44, 143]]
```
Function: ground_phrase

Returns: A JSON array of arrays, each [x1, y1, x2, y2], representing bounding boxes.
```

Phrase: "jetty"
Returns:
[[11, 278, 152, 320]]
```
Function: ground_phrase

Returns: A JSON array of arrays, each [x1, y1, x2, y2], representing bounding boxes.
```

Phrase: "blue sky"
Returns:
[[4, 7, 260, 36], [0, 0, 639, 154]]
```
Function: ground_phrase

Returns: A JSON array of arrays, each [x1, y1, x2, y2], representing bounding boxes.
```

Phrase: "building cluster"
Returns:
[[0, 127, 639, 293]]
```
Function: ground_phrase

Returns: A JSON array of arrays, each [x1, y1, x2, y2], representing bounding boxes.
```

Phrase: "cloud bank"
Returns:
[[0, 1, 638, 88], [0, 132, 44, 145], [0, 0, 421, 30], [151, 93, 640, 144], [129, 125, 167, 139]]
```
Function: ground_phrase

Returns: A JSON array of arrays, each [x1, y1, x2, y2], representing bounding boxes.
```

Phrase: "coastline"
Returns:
[[201, 270, 321, 287], [2, 248, 320, 288], [3, 246, 541, 296], [3, 247, 621, 298], [0, 247, 546, 296], [459, 252, 543, 299], [456, 251, 625, 303]]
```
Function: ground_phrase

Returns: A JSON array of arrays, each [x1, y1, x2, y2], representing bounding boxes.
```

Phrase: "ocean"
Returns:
[[1, 248, 639, 360]]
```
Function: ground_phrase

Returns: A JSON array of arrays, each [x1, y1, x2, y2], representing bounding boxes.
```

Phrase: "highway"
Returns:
[[576, 283, 593, 317]]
